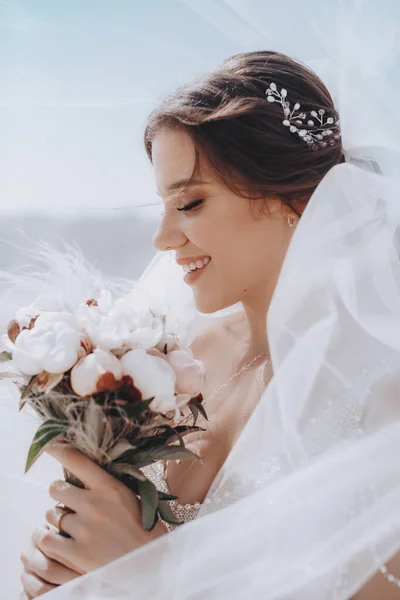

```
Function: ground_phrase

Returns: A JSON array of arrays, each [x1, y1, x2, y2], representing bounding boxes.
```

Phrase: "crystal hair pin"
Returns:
[[266, 82, 341, 150]]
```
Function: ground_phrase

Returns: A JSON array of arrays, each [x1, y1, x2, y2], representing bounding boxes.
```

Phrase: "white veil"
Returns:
[[1, 0, 400, 598]]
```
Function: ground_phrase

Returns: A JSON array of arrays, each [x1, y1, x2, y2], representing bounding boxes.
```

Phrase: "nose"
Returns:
[[152, 212, 188, 252]]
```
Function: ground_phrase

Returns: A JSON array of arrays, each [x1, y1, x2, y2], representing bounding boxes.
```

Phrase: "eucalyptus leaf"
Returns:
[[138, 478, 159, 531], [0, 351, 12, 363], [158, 500, 183, 526], [25, 420, 68, 473]]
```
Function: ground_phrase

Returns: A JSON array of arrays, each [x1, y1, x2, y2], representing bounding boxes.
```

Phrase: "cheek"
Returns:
[[214, 220, 285, 297]]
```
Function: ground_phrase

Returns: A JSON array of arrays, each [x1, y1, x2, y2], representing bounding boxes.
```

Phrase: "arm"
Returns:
[[353, 551, 400, 600]]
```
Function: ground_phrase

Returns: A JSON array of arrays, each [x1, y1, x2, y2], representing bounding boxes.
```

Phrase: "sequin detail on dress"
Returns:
[[141, 461, 201, 532]]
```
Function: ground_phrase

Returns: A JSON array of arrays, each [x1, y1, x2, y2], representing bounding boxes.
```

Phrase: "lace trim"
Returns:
[[141, 461, 201, 532]]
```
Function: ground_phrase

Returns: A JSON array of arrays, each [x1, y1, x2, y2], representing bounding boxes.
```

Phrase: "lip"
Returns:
[[182, 259, 211, 286], [176, 256, 211, 266]]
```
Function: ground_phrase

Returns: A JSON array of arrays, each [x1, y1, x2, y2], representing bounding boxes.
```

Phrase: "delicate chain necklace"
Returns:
[[204, 352, 270, 407]]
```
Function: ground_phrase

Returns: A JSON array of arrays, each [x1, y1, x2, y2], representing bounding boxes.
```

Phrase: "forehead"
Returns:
[[152, 128, 202, 197]]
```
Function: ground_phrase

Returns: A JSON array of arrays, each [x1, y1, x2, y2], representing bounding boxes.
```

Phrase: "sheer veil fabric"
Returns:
[[1, 1, 400, 598]]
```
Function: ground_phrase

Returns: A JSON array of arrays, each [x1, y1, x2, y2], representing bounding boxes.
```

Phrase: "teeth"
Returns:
[[182, 257, 211, 274]]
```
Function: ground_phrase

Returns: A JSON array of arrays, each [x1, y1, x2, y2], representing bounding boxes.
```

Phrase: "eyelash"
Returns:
[[176, 199, 204, 212]]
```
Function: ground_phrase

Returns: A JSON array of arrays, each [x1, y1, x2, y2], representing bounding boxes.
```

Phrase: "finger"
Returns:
[[46, 505, 79, 538], [47, 445, 116, 490], [21, 570, 56, 598], [32, 526, 75, 566], [25, 545, 80, 586], [48, 479, 86, 511]]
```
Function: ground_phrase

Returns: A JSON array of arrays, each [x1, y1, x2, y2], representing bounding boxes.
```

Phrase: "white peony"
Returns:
[[71, 348, 124, 397], [0, 333, 14, 354], [12, 311, 82, 376], [166, 349, 205, 396], [77, 289, 164, 352], [121, 348, 179, 413], [15, 294, 64, 329]]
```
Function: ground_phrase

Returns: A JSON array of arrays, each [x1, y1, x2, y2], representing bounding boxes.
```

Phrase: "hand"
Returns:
[[32, 445, 166, 574], [20, 527, 81, 598]]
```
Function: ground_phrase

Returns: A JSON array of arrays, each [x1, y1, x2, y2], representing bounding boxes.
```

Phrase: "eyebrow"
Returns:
[[156, 178, 212, 197]]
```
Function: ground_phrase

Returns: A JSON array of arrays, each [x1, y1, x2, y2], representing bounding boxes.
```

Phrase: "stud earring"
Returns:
[[287, 216, 295, 227]]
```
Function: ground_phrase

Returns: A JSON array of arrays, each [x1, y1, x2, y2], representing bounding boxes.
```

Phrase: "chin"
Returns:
[[193, 290, 239, 315]]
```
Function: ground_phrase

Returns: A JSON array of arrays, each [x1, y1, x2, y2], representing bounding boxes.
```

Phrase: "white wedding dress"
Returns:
[[1, 1, 400, 598]]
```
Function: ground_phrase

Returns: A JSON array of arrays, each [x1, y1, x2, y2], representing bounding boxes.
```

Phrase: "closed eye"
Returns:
[[176, 199, 204, 212]]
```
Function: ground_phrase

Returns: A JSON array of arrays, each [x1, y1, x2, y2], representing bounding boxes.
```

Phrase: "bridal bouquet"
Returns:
[[0, 284, 207, 531]]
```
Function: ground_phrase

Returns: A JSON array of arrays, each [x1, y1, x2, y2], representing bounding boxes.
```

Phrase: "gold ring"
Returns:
[[57, 507, 71, 534]]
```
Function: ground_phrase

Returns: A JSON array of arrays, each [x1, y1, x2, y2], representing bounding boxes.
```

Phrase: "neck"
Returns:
[[241, 285, 273, 364]]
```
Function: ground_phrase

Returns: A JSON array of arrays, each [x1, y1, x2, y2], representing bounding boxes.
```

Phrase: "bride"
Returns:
[[8, 3, 399, 597]]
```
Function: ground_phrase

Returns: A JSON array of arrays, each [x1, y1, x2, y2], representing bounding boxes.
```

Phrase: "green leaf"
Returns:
[[133, 445, 200, 468], [158, 500, 183, 526], [138, 426, 204, 450], [25, 420, 68, 473], [19, 376, 38, 411], [138, 478, 159, 531], [0, 351, 12, 363], [109, 461, 147, 481], [117, 473, 139, 496], [121, 398, 154, 419], [158, 491, 178, 501]]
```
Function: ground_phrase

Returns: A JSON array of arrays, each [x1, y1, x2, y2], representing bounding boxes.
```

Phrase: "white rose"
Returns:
[[70, 348, 124, 397], [121, 348, 178, 413], [166, 349, 205, 396], [12, 311, 81, 376]]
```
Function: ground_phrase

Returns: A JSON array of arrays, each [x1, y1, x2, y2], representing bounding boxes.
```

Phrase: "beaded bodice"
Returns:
[[142, 461, 201, 532]]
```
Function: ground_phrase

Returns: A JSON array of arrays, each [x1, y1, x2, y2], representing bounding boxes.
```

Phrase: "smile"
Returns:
[[182, 257, 210, 274], [180, 257, 211, 286]]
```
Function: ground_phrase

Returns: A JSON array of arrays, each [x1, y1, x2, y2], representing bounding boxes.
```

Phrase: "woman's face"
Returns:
[[152, 127, 295, 314]]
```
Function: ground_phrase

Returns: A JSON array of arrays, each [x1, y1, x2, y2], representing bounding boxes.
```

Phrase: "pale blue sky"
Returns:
[[0, 0, 255, 216], [0, 0, 398, 216]]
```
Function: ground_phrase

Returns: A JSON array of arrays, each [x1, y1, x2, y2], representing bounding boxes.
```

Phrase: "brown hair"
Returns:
[[144, 51, 344, 216]]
